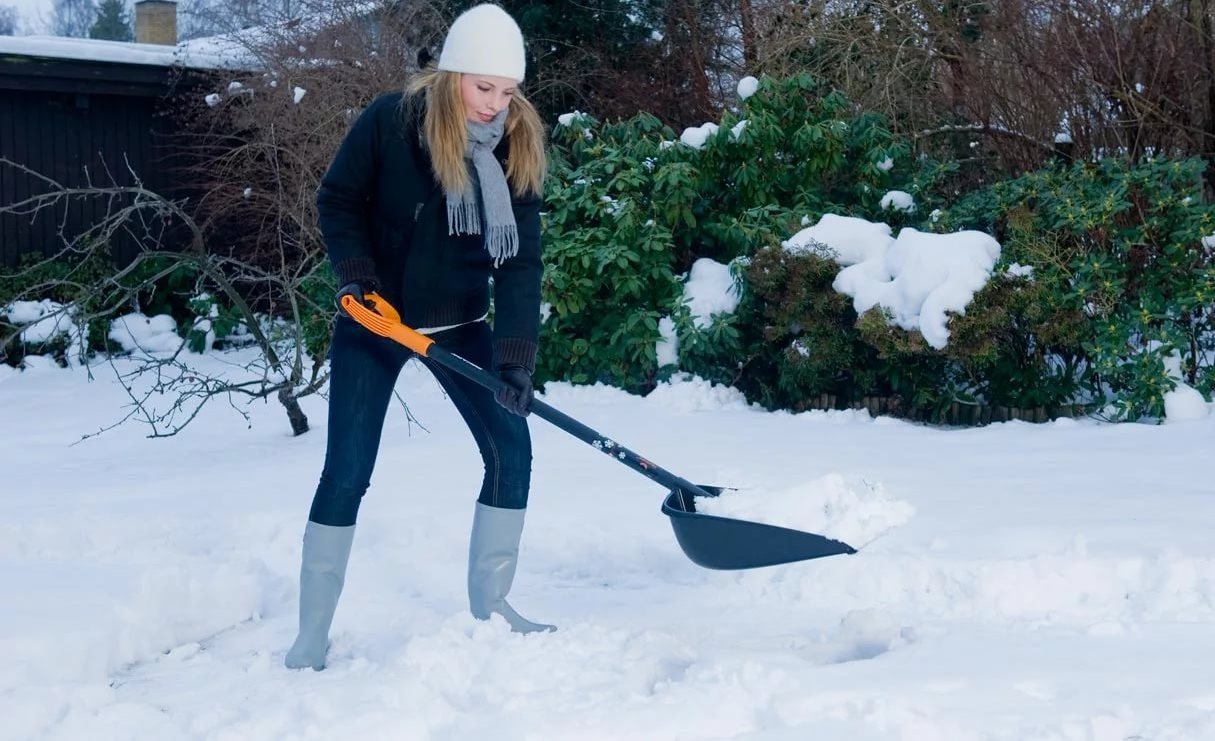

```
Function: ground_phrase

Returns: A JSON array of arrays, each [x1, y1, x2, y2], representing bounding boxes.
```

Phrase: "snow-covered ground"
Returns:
[[2, 351, 1214, 740]]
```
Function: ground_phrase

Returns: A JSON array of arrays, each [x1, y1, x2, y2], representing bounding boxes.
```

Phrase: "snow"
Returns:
[[656, 316, 679, 367], [1005, 262, 1035, 279], [1159, 346, 1213, 422], [1055, 132, 1074, 144], [737, 76, 759, 100], [292, 86, 307, 104], [646, 372, 751, 413], [108, 312, 184, 354], [876, 157, 894, 172], [835, 228, 1000, 349], [204, 93, 222, 107], [0, 34, 250, 70], [655, 259, 741, 366], [680, 123, 720, 149], [1164, 382, 1210, 422], [1, 299, 74, 344], [2, 351, 1215, 740], [682, 258, 740, 328], [730, 119, 748, 140], [880, 189, 916, 212], [695, 474, 915, 549], [782, 213, 893, 264], [556, 111, 588, 127], [791, 214, 1001, 349]]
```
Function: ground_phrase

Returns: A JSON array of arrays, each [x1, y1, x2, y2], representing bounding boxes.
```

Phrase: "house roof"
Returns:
[[0, 34, 250, 71]]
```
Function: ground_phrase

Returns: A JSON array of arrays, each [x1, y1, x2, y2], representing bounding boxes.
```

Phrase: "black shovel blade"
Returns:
[[661, 485, 857, 570]]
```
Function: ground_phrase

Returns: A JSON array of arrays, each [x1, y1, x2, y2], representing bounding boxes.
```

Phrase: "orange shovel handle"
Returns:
[[340, 293, 435, 356]]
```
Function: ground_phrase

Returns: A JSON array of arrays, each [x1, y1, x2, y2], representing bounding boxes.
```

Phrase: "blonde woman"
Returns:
[[286, 4, 551, 671]]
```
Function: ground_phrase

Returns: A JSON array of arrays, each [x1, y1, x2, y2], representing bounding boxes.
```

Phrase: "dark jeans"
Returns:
[[308, 316, 532, 527]]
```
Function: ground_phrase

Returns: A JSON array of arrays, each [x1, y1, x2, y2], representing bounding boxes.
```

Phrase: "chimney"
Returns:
[[135, 0, 177, 46]]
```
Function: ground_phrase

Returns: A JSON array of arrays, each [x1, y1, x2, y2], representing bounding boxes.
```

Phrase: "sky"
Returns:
[[6, 0, 52, 34]]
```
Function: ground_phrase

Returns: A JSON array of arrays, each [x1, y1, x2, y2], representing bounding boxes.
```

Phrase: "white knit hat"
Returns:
[[436, 4, 527, 82]]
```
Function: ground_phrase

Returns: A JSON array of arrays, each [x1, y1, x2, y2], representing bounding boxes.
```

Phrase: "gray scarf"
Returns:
[[447, 109, 518, 266]]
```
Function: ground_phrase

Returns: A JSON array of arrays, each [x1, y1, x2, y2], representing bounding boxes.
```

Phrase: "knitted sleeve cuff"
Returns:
[[493, 337, 538, 374], [334, 257, 379, 288]]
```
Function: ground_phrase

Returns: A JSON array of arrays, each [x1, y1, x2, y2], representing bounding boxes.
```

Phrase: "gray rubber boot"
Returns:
[[468, 502, 555, 634], [285, 521, 356, 670]]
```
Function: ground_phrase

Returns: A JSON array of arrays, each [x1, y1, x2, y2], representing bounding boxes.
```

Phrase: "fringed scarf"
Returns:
[[446, 109, 518, 266]]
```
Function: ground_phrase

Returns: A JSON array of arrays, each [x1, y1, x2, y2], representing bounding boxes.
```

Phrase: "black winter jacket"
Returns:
[[317, 91, 543, 372]]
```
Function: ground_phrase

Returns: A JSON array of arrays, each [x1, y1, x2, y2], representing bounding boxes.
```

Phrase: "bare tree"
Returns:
[[51, 0, 96, 37], [1, 157, 331, 437], [178, 0, 313, 40], [745, 0, 1215, 185], [168, 0, 442, 313], [0, 5, 17, 35]]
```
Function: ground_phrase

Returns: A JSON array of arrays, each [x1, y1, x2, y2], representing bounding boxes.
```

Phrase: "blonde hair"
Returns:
[[404, 68, 546, 198]]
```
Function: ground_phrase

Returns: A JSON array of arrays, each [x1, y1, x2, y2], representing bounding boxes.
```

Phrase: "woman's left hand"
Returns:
[[494, 365, 533, 416]]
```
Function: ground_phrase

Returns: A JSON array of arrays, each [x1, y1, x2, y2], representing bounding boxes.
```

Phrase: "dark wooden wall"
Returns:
[[0, 56, 198, 268]]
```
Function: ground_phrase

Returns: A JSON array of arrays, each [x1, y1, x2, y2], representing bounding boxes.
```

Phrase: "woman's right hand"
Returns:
[[335, 280, 377, 317]]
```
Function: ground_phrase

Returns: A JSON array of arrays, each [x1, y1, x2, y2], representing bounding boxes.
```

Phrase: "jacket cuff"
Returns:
[[493, 337, 538, 373], [334, 257, 378, 287]]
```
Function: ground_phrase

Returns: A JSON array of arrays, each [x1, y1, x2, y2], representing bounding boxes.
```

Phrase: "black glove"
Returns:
[[494, 364, 533, 417], [335, 280, 377, 318]]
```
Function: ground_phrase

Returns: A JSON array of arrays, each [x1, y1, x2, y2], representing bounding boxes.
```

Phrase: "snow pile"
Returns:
[[695, 474, 914, 549], [1160, 346, 1211, 422], [680, 123, 720, 149], [656, 317, 679, 367], [737, 76, 759, 100], [782, 213, 893, 264], [646, 373, 752, 413], [683, 258, 740, 328], [1005, 262, 1035, 279], [2, 299, 78, 345], [536, 380, 637, 408], [656, 258, 742, 367], [108, 313, 184, 354], [797, 215, 1002, 349], [880, 190, 915, 212], [832, 227, 1001, 349], [1165, 386, 1209, 422], [557, 111, 588, 127]]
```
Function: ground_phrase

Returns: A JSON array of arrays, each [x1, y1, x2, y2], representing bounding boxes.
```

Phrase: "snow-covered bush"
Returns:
[[540, 74, 911, 392], [939, 157, 1215, 421], [542, 75, 1211, 423], [1, 249, 120, 367]]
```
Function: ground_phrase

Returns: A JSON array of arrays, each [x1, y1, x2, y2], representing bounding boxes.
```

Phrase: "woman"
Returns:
[[286, 3, 551, 672]]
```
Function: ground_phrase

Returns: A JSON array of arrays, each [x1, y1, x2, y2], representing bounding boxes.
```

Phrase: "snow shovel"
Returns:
[[341, 294, 856, 570]]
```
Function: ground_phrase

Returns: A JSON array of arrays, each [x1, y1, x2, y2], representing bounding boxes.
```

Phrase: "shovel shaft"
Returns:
[[427, 345, 711, 499], [342, 296, 858, 569], [342, 296, 710, 500]]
